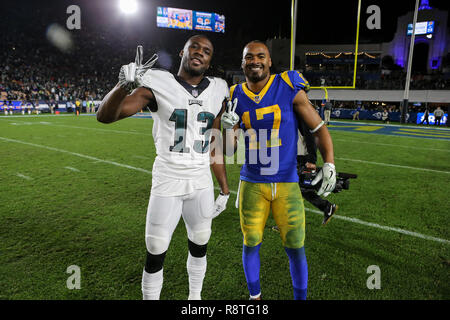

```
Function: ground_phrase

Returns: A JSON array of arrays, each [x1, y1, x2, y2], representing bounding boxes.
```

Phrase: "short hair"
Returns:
[[246, 40, 266, 46], [243, 40, 271, 57], [185, 34, 214, 50]]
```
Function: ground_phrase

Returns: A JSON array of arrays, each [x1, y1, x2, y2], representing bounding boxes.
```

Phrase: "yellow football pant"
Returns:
[[238, 181, 306, 249]]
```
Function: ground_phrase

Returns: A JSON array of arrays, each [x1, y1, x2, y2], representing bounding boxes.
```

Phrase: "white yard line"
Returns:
[[333, 138, 450, 153], [336, 157, 450, 175], [6, 121, 447, 174], [64, 166, 80, 172], [0, 136, 152, 175], [44, 123, 153, 136], [0, 115, 74, 119], [1, 135, 448, 245], [305, 207, 450, 245], [2, 119, 152, 136], [331, 120, 450, 131], [16, 173, 32, 180], [215, 187, 449, 245]]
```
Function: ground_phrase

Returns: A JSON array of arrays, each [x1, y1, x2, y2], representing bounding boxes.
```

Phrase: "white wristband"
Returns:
[[310, 121, 325, 133]]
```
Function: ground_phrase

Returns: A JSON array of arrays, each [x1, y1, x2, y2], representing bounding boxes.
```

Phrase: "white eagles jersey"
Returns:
[[140, 69, 229, 195]]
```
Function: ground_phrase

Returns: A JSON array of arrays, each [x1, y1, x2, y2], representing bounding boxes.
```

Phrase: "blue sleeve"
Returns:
[[288, 71, 310, 93]]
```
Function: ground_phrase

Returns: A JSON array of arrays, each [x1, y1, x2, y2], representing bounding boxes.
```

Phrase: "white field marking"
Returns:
[[331, 129, 450, 141], [395, 131, 450, 139], [65, 166, 80, 172], [9, 120, 448, 173], [336, 157, 450, 175], [16, 173, 32, 180], [333, 138, 450, 153], [0, 114, 74, 119], [331, 120, 450, 131], [305, 207, 450, 245], [1, 136, 448, 245], [0, 136, 152, 175], [90, 159, 117, 163], [44, 123, 153, 136], [2, 119, 152, 137], [9, 122, 33, 126], [329, 125, 450, 141], [215, 186, 449, 245]]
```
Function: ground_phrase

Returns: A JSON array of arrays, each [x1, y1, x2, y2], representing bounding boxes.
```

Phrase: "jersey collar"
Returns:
[[174, 75, 210, 98], [242, 74, 276, 104]]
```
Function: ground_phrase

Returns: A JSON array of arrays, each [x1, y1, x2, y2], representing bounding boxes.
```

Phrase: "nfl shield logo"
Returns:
[[254, 95, 260, 103], [192, 89, 199, 98]]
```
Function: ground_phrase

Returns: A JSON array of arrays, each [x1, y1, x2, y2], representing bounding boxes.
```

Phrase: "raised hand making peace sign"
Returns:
[[118, 45, 158, 92]]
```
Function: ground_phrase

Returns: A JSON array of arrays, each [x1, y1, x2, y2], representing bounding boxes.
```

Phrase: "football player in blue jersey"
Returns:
[[221, 41, 336, 300]]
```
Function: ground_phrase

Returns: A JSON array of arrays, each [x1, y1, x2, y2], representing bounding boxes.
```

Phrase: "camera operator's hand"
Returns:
[[305, 162, 317, 171], [118, 45, 158, 93], [311, 162, 336, 197]]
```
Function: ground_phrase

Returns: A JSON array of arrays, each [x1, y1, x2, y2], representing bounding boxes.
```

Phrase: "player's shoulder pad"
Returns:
[[207, 76, 230, 100], [280, 70, 310, 93], [143, 68, 171, 78], [206, 76, 228, 88], [229, 84, 239, 100], [140, 68, 172, 89]]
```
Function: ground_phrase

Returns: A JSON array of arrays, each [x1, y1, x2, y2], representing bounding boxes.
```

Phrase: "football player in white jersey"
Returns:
[[97, 35, 231, 300]]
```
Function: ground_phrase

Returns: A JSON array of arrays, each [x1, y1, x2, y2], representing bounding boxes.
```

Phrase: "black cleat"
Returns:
[[322, 204, 337, 225]]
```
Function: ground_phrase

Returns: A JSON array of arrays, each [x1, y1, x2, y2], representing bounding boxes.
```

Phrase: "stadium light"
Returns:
[[119, 0, 138, 14]]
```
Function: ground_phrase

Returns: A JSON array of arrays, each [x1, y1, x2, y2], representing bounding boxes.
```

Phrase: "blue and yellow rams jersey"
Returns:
[[230, 71, 310, 183]]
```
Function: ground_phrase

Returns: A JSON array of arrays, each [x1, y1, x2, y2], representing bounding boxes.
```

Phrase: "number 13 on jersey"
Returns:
[[169, 109, 215, 154]]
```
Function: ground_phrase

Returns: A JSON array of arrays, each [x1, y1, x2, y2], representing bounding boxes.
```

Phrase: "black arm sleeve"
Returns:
[[297, 116, 317, 164]]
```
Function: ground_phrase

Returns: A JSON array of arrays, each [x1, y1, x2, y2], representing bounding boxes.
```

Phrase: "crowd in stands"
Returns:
[[0, 29, 148, 104], [1, 3, 449, 107], [0, 25, 234, 106], [314, 100, 446, 115], [304, 70, 450, 90]]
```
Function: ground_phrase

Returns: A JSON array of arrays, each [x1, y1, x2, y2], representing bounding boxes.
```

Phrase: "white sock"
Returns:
[[142, 268, 163, 300], [186, 253, 207, 300], [250, 292, 261, 300]]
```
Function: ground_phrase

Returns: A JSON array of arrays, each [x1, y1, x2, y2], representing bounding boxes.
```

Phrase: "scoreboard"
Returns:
[[157, 6, 225, 33]]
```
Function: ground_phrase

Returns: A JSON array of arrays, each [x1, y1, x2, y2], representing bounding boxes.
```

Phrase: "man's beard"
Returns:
[[245, 66, 269, 83], [183, 60, 207, 77]]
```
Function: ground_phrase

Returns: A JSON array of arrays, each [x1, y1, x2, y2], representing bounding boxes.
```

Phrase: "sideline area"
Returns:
[[328, 120, 450, 140]]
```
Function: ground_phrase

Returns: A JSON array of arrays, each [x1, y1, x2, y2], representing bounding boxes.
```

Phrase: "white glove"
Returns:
[[212, 193, 230, 219], [118, 45, 158, 93], [311, 162, 336, 197], [221, 98, 239, 129]]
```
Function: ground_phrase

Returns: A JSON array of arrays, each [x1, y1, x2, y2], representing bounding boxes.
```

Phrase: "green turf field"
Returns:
[[0, 114, 449, 300]]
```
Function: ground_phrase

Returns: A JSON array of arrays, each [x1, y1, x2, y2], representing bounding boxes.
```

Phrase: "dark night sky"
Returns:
[[2, 0, 450, 52], [77, 0, 450, 42]]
